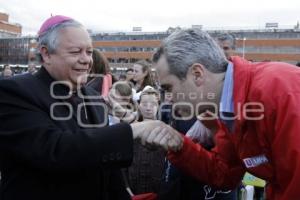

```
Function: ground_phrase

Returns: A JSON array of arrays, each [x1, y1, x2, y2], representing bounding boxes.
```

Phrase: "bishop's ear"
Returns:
[[39, 46, 51, 64], [190, 63, 205, 87]]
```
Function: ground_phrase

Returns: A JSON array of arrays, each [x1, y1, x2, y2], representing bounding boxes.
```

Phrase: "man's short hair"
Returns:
[[153, 29, 228, 80], [112, 81, 132, 97]]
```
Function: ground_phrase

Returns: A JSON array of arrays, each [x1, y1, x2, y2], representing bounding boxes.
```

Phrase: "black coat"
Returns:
[[0, 67, 133, 200], [87, 76, 103, 94]]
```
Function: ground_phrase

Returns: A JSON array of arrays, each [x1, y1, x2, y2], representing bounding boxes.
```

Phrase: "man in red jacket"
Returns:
[[152, 28, 300, 199]]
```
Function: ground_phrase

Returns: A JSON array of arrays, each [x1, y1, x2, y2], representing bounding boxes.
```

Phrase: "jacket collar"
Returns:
[[35, 66, 73, 97], [35, 66, 106, 126], [230, 56, 255, 129]]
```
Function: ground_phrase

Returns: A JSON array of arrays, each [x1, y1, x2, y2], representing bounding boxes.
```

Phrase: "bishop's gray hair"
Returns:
[[153, 28, 228, 80], [37, 20, 85, 62]]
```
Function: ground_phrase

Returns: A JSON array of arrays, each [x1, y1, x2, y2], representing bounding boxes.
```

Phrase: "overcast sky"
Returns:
[[1, 0, 300, 36]]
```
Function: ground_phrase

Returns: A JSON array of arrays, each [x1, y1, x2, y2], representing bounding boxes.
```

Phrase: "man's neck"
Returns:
[[208, 72, 226, 106]]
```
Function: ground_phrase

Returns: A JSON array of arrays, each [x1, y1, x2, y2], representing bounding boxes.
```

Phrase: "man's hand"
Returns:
[[130, 120, 183, 152]]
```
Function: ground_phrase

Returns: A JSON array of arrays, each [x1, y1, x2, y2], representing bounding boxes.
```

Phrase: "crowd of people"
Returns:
[[0, 63, 37, 79], [0, 15, 300, 200]]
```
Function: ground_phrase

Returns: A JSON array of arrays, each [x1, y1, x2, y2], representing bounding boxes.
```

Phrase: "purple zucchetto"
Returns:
[[38, 15, 73, 36]]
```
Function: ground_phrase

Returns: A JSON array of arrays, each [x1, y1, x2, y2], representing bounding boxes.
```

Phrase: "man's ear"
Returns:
[[40, 46, 51, 64], [189, 63, 205, 87]]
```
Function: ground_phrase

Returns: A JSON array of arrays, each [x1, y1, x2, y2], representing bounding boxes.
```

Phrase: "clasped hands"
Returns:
[[130, 120, 184, 152], [130, 110, 219, 152]]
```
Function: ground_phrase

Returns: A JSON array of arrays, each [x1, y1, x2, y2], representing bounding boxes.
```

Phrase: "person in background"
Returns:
[[27, 63, 38, 74], [107, 81, 137, 125], [1, 68, 13, 79], [125, 68, 135, 84], [132, 60, 155, 101], [216, 33, 236, 59], [14, 65, 24, 75], [128, 87, 165, 195], [3, 64, 11, 70], [118, 74, 127, 81], [87, 49, 116, 97]]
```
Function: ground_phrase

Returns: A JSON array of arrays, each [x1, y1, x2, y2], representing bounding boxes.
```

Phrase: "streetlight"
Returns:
[[242, 37, 246, 59]]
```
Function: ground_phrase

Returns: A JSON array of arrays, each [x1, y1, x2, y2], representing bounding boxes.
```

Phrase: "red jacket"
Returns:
[[168, 56, 300, 200]]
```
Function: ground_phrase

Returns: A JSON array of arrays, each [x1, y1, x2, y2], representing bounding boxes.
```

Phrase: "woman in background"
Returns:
[[132, 60, 155, 101], [87, 49, 116, 97], [128, 87, 165, 195]]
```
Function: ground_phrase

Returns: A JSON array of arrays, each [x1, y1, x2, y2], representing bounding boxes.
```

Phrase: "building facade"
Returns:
[[0, 12, 22, 38], [91, 29, 300, 67], [0, 37, 33, 64], [1, 28, 300, 68]]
